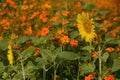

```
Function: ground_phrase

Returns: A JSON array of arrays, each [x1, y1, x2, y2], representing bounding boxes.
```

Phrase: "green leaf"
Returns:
[[102, 52, 109, 63], [52, 21, 60, 25], [0, 39, 9, 51], [35, 57, 47, 68], [98, 10, 110, 15], [82, 46, 94, 51], [17, 36, 30, 44], [2, 72, 9, 79], [70, 30, 79, 38], [105, 34, 115, 42], [58, 51, 78, 60], [111, 59, 120, 72], [12, 73, 22, 80], [79, 63, 95, 75], [31, 37, 41, 46], [31, 34, 52, 45], [84, 2, 96, 10], [21, 46, 35, 60], [25, 61, 37, 75], [110, 52, 119, 59], [108, 40, 120, 45], [0, 62, 5, 74], [41, 49, 55, 62]]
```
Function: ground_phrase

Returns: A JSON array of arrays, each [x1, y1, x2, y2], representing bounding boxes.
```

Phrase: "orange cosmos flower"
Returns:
[[60, 35, 69, 45], [40, 27, 50, 36], [6, 0, 16, 8], [22, 5, 28, 10], [11, 34, 18, 39], [85, 73, 96, 80], [57, 30, 64, 35], [39, 13, 48, 23], [92, 51, 99, 58], [104, 75, 114, 80], [2, 3, 7, 8], [20, 14, 26, 21], [70, 39, 78, 47], [62, 11, 69, 17], [75, 2, 81, 8], [24, 27, 33, 36], [50, 16, 60, 22], [0, 36, 4, 41], [61, 20, 69, 25], [105, 47, 115, 53]]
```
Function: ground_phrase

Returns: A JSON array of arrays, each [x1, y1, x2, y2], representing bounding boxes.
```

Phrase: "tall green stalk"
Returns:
[[77, 52, 81, 80], [98, 46, 102, 80], [54, 62, 56, 80], [43, 66, 46, 80], [21, 61, 25, 80], [53, 61, 59, 80]]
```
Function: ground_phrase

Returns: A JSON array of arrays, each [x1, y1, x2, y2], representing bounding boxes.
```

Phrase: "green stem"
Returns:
[[54, 62, 59, 80], [21, 61, 25, 80], [43, 66, 46, 80], [77, 52, 80, 80], [98, 46, 102, 80], [66, 0, 68, 10], [77, 62, 80, 80]]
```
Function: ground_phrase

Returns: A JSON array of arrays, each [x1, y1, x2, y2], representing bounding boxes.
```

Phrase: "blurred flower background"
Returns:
[[0, 0, 120, 80]]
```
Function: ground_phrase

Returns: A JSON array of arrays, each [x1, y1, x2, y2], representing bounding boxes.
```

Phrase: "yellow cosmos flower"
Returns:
[[77, 12, 96, 42], [7, 41, 14, 65]]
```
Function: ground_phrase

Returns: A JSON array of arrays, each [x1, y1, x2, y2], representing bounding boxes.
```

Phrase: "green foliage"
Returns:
[[0, 62, 5, 74], [35, 57, 47, 68], [21, 46, 35, 61], [52, 21, 60, 25], [0, 0, 120, 79], [79, 63, 95, 75], [111, 59, 120, 72], [0, 39, 9, 51], [102, 52, 109, 63], [84, 2, 96, 10], [17, 36, 30, 44], [69, 30, 79, 38], [58, 51, 78, 60]]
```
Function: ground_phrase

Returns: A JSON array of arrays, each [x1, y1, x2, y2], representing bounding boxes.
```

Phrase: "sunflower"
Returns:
[[77, 12, 96, 42]]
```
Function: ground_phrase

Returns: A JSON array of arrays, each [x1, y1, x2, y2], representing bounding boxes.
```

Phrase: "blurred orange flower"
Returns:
[[75, 2, 81, 8], [22, 5, 28, 10], [24, 27, 33, 36], [39, 13, 48, 23], [40, 27, 50, 36], [70, 39, 78, 47], [92, 51, 99, 58], [60, 35, 69, 45], [0, 36, 4, 41], [62, 11, 69, 17], [50, 16, 60, 22], [20, 14, 26, 22], [11, 34, 18, 39], [85, 74, 95, 80], [104, 75, 114, 80], [105, 47, 115, 53]]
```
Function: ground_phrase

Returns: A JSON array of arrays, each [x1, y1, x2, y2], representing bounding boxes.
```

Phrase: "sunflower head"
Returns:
[[77, 12, 96, 42]]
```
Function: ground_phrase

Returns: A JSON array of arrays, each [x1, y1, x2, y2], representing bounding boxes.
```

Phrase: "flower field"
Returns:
[[0, 0, 120, 80]]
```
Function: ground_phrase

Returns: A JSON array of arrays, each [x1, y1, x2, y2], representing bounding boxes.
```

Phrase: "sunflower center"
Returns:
[[83, 20, 92, 34]]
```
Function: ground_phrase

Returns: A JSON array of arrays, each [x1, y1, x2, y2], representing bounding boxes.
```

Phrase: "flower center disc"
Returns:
[[83, 21, 92, 34]]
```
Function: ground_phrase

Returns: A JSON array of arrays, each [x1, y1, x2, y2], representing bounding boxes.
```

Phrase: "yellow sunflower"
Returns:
[[7, 41, 14, 65], [77, 12, 96, 42]]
